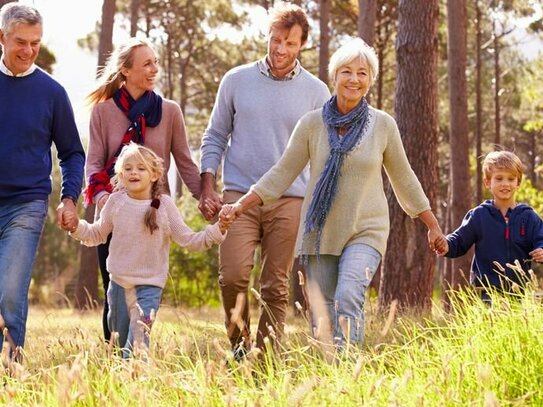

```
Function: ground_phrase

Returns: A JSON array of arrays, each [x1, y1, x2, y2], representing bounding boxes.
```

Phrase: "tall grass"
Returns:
[[2, 289, 542, 406]]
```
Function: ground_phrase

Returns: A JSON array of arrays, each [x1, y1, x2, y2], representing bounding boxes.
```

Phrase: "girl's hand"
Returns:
[[219, 203, 242, 224], [63, 211, 79, 233]]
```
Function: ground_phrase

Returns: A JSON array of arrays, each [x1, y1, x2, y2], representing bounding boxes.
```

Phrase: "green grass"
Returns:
[[2, 289, 543, 406]]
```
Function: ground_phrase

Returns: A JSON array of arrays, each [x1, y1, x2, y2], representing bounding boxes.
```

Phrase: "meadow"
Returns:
[[2, 287, 543, 407]]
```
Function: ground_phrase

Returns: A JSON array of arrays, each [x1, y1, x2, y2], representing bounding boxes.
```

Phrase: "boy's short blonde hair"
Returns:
[[482, 151, 523, 183]]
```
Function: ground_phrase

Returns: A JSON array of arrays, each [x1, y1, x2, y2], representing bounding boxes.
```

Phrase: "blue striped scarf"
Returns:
[[303, 96, 369, 258]]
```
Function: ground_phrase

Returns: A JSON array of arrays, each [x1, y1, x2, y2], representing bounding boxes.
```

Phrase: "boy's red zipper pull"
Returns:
[[505, 217, 510, 240]]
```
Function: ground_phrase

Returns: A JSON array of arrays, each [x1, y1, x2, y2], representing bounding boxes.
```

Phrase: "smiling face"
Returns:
[[122, 45, 159, 100], [484, 169, 520, 208], [0, 22, 42, 75], [333, 57, 371, 114], [118, 154, 159, 200], [266, 23, 304, 79]]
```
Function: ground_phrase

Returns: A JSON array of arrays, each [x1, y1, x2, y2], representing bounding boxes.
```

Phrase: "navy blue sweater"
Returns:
[[0, 68, 85, 204], [445, 200, 543, 288]]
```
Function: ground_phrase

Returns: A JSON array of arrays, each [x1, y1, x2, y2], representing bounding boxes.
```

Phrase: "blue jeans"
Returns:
[[305, 243, 381, 348], [0, 200, 48, 353], [107, 281, 162, 358]]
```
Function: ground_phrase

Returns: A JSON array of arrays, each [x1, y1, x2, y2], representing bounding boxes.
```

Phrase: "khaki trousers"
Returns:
[[219, 190, 302, 351]]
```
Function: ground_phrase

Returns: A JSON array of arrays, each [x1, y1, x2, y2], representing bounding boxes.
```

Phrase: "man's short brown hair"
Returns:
[[268, 2, 309, 44]]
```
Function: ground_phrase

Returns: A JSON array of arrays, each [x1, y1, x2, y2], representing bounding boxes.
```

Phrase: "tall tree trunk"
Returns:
[[97, 0, 116, 69], [444, 0, 471, 308], [358, 0, 377, 46], [318, 0, 330, 82], [358, 0, 376, 104], [475, 0, 483, 203], [379, 0, 439, 311], [493, 19, 501, 146], [76, 0, 116, 308], [130, 0, 140, 37], [74, 205, 99, 309]]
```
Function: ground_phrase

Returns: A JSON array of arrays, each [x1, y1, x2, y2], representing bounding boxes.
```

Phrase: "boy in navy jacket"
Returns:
[[438, 151, 543, 299]]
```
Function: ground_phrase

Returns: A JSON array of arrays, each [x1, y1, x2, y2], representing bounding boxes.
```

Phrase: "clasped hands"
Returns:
[[217, 203, 243, 231]]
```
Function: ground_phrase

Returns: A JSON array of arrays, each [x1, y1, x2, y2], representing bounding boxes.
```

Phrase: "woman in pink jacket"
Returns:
[[84, 38, 201, 342]]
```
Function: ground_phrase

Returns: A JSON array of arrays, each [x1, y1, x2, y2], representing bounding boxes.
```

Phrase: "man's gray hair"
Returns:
[[0, 3, 42, 34]]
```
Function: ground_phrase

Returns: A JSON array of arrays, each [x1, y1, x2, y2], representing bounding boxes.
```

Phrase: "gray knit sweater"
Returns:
[[251, 107, 431, 257], [200, 60, 330, 197]]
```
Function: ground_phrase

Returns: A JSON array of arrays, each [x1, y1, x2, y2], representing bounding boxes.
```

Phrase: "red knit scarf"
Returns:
[[84, 87, 162, 206]]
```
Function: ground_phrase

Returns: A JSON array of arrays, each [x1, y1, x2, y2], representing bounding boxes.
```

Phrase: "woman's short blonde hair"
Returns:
[[328, 37, 379, 86]]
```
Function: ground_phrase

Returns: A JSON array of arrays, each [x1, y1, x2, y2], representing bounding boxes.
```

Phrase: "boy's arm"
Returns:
[[445, 209, 478, 258]]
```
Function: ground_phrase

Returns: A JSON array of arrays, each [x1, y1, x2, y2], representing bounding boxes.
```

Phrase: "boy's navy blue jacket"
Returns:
[[445, 200, 543, 288]]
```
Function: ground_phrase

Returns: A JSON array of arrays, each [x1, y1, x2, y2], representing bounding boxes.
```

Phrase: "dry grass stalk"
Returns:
[[380, 299, 398, 337], [227, 292, 245, 338], [287, 376, 319, 405]]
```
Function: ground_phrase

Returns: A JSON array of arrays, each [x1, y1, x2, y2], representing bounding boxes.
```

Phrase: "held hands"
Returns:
[[198, 174, 223, 220], [218, 203, 243, 230], [216, 203, 241, 234], [199, 189, 223, 220], [530, 247, 543, 263], [428, 228, 448, 256], [56, 198, 79, 232]]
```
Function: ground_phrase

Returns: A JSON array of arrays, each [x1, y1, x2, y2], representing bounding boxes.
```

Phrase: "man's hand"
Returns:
[[57, 198, 78, 232], [199, 173, 223, 220]]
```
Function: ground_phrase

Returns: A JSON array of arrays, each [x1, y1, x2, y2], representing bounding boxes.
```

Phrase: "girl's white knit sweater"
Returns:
[[71, 192, 225, 288]]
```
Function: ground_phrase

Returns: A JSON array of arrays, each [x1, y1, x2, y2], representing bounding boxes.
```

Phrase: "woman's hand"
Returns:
[[429, 230, 449, 256], [219, 203, 243, 225]]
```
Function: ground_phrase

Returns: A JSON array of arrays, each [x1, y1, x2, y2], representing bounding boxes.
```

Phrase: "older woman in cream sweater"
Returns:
[[219, 38, 444, 350]]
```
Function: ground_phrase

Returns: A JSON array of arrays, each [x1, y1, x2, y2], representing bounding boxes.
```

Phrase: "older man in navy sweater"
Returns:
[[0, 3, 84, 361]]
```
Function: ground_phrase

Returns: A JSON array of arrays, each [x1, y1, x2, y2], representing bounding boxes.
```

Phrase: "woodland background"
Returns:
[[2, 0, 542, 313]]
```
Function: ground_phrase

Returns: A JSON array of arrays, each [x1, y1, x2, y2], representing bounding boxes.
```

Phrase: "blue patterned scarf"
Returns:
[[303, 96, 369, 258]]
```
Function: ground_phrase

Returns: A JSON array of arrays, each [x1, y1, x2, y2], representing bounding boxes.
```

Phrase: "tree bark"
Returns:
[[358, 0, 377, 46], [97, 0, 116, 71], [493, 19, 501, 146], [75, 206, 99, 309], [130, 0, 140, 37], [379, 0, 439, 311], [318, 0, 330, 82], [76, 0, 116, 307], [475, 0, 483, 203], [444, 0, 471, 308]]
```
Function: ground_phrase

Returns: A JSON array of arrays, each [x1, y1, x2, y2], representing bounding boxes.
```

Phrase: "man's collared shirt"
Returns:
[[0, 57, 37, 77], [257, 57, 300, 81]]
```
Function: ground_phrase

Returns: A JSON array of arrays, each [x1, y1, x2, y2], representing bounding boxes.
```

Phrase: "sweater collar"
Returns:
[[0, 56, 37, 77], [257, 57, 300, 81]]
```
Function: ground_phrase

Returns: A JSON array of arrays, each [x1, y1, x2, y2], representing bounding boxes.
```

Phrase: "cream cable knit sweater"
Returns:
[[251, 107, 431, 257]]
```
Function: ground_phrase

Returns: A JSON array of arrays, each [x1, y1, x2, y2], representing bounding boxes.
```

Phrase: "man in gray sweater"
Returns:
[[200, 2, 330, 359]]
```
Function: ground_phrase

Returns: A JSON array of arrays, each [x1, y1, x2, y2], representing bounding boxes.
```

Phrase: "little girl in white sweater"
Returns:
[[68, 143, 227, 357]]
